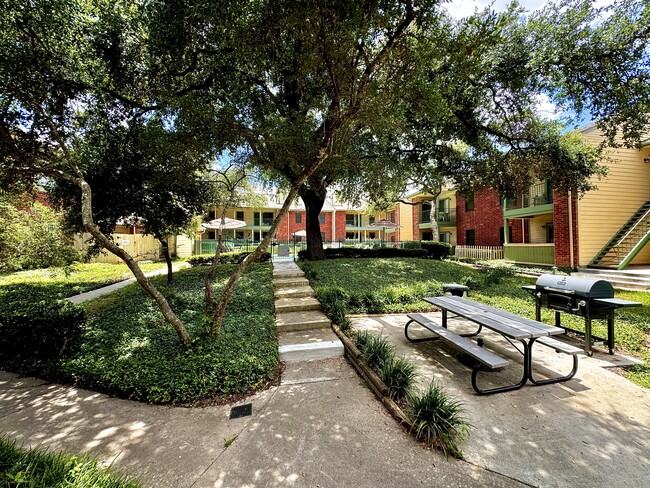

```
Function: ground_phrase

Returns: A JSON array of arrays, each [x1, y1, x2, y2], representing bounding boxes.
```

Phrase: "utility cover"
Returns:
[[229, 403, 252, 419]]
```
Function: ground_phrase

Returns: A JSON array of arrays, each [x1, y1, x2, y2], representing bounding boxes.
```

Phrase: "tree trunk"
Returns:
[[300, 187, 327, 261], [428, 200, 439, 242], [204, 201, 231, 309], [78, 179, 191, 347], [161, 238, 174, 284]]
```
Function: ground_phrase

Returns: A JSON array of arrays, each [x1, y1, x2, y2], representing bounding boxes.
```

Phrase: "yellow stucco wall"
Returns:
[[398, 203, 414, 241], [578, 127, 650, 265]]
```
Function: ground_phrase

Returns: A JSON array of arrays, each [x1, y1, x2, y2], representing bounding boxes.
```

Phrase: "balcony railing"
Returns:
[[506, 182, 553, 210], [420, 208, 456, 224], [504, 243, 555, 265]]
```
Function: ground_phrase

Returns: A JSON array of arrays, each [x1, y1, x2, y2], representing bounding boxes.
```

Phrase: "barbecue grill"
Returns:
[[522, 274, 641, 355]]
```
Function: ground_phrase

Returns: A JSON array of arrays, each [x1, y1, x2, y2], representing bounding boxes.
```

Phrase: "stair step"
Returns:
[[273, 270, 305, 279], [274, 286, 314, 299], [276, 310, 331, 332], [273, 277, 310, 287], [275, 296, 322, 313], [279, 340, 344, 362]]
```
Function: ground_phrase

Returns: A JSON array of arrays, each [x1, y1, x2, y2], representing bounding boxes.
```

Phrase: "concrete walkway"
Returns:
[[352, 313, 650, 488], [66, 263, 189, 304], [0, 360, 518, 488]]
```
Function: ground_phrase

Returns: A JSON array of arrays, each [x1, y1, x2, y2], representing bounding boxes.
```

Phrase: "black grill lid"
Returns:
[[535, 274, 614, 298]]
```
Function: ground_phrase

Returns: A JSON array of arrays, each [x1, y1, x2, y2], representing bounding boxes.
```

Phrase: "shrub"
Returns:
[[316, 286, 350, 331], [478, 260, 515, 284], [421, 241, 452, 260], [0, 436, 141, 487], [459, 275, 482, 291], [354, 330, 373, 351], [298, 247, 427, 260], [401, 241, 423, 250], [0, 299, 85, 371], [380, 356, 417, 401], [186, 251, 271, 266], [360, 334, 395, 371], [407, 382, 469, 458]]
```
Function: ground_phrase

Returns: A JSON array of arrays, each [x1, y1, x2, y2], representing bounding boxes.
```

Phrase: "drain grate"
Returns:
[[229, 403, 252, 419]]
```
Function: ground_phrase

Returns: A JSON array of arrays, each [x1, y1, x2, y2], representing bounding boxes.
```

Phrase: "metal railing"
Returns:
[[506, 182, 553, 210]]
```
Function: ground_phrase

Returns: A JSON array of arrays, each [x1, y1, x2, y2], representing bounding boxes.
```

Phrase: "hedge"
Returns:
[[187, 251, 271, 266]]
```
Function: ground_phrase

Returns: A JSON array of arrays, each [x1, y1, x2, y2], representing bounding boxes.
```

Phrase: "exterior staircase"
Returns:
[[589, 201, 650, 269], [572, 267, 650, 291], [273, 262, 344, 362]]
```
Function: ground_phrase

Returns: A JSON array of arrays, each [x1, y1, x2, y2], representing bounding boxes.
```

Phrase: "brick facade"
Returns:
[[334, 210, 347, 241], [275, 210, 340, 241], [553, 190, 579, 267], [456, 189, 507, 246], [412, 202, 419, 239]]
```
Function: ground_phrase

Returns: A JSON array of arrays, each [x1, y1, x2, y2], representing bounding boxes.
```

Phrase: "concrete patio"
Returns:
[[351, 313, 650, 488]]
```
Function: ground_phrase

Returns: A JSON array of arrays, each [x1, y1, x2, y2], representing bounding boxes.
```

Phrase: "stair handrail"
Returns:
[[615, 206, 650, 247]]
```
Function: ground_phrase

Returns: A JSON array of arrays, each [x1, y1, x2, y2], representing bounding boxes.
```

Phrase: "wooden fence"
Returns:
[[454, 245, 504, 261], [74, 233, 165, 264]]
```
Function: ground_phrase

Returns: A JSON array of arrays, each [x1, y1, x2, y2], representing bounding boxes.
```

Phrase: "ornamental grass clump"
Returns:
[[354, 330, 373, 351], [408, 382, 470, 458], [360, 333, 394, 371], [380, 356, 417, 401]]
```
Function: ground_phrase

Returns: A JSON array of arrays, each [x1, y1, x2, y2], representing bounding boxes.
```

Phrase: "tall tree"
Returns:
[[0, 0, 198, 346]]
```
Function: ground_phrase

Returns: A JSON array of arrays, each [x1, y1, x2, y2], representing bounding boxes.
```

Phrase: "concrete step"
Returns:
[[273, 270, 305, 279], [278, 328, 339, 346], [275, 296, 322, 313], [276, 310, 330, 332], [273, 277, 310, 287], [279, 340, 344, 362], [275, 286, 314, 299]]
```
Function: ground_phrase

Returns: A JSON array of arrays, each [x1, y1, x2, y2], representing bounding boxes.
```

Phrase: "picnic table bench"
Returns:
[[405, 296, 582, 395]]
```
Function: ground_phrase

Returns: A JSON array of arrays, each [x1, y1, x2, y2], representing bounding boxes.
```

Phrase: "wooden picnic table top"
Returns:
[[424, 296, 565, 340]]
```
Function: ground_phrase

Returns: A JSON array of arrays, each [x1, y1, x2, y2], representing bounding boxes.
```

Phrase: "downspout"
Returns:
[[568, 190, 574, 269]]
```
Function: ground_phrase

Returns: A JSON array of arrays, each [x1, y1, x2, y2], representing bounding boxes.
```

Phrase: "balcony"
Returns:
[[419, 208, 456, 228], [504, 182, 553, 218]]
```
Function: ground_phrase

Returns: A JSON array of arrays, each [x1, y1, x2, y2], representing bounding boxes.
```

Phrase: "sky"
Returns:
[[443, 0, 613, 20]]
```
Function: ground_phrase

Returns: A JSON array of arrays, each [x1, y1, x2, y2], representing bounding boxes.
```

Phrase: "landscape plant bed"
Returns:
[[0, 261, 177, 301], [0, 436, 141, 487], [0, 264, 279, 404], [301, 258, 650, 388]]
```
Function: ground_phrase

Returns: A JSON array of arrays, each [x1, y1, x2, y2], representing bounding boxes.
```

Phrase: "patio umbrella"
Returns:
[[369, 219, 400, 244], [201, 218, 247, 230], [293, 229, 307, 237]]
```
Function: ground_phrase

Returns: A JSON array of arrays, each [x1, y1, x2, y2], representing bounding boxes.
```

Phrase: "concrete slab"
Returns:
[[278, 328, 340, 347], [351, 313, 650, 488], [279, 340, 344, 362], [273, 277, 310, 287], [275, 285, 315, 299], [192, 359, 521, 488], [275, 296, 322, 313], [0, 361, 519, 488], [276, 310, 330, 332]]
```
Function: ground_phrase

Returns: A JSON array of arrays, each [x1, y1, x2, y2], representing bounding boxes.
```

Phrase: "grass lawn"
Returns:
[[1, 264, 278, 404], [0, 436, 140, 487], [300, 258, 650, 388], [0, 261, 179, 301]]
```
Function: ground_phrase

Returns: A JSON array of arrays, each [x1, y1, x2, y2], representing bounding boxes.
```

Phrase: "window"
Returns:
[[236, 211, 244, 221], [466, 229, 475, 246], [235, 231, 244, 240], [421, 231, 432, 241], [390, 235, 396, 242], [439, 233, 451, 244], [320, 232, 326, 241], [369, 215, 375, 225], [390, 211, 395, 223], [208, 209, 216, 220], [262, 212, 274, 225], [499, 226, 513, 245], [295, 213, 302, 223], [346, 232, 357, 240], [369, 232, 376, 239], [346, 214, 356, 226], [319, 214, 326, 224], [421, 202, 431, 223], [253, 212, 260, 226], [465, 193, 475, 212]]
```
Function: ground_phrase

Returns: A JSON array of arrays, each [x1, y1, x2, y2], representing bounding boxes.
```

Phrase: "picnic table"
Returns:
[[405, 295, 581, 395]]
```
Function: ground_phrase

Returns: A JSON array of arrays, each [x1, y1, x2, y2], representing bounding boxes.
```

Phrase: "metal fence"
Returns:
[[193, 239, 507, 262]]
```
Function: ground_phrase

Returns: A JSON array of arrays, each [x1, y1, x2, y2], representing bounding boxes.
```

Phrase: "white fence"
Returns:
[[454, 245, 504, 261]]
